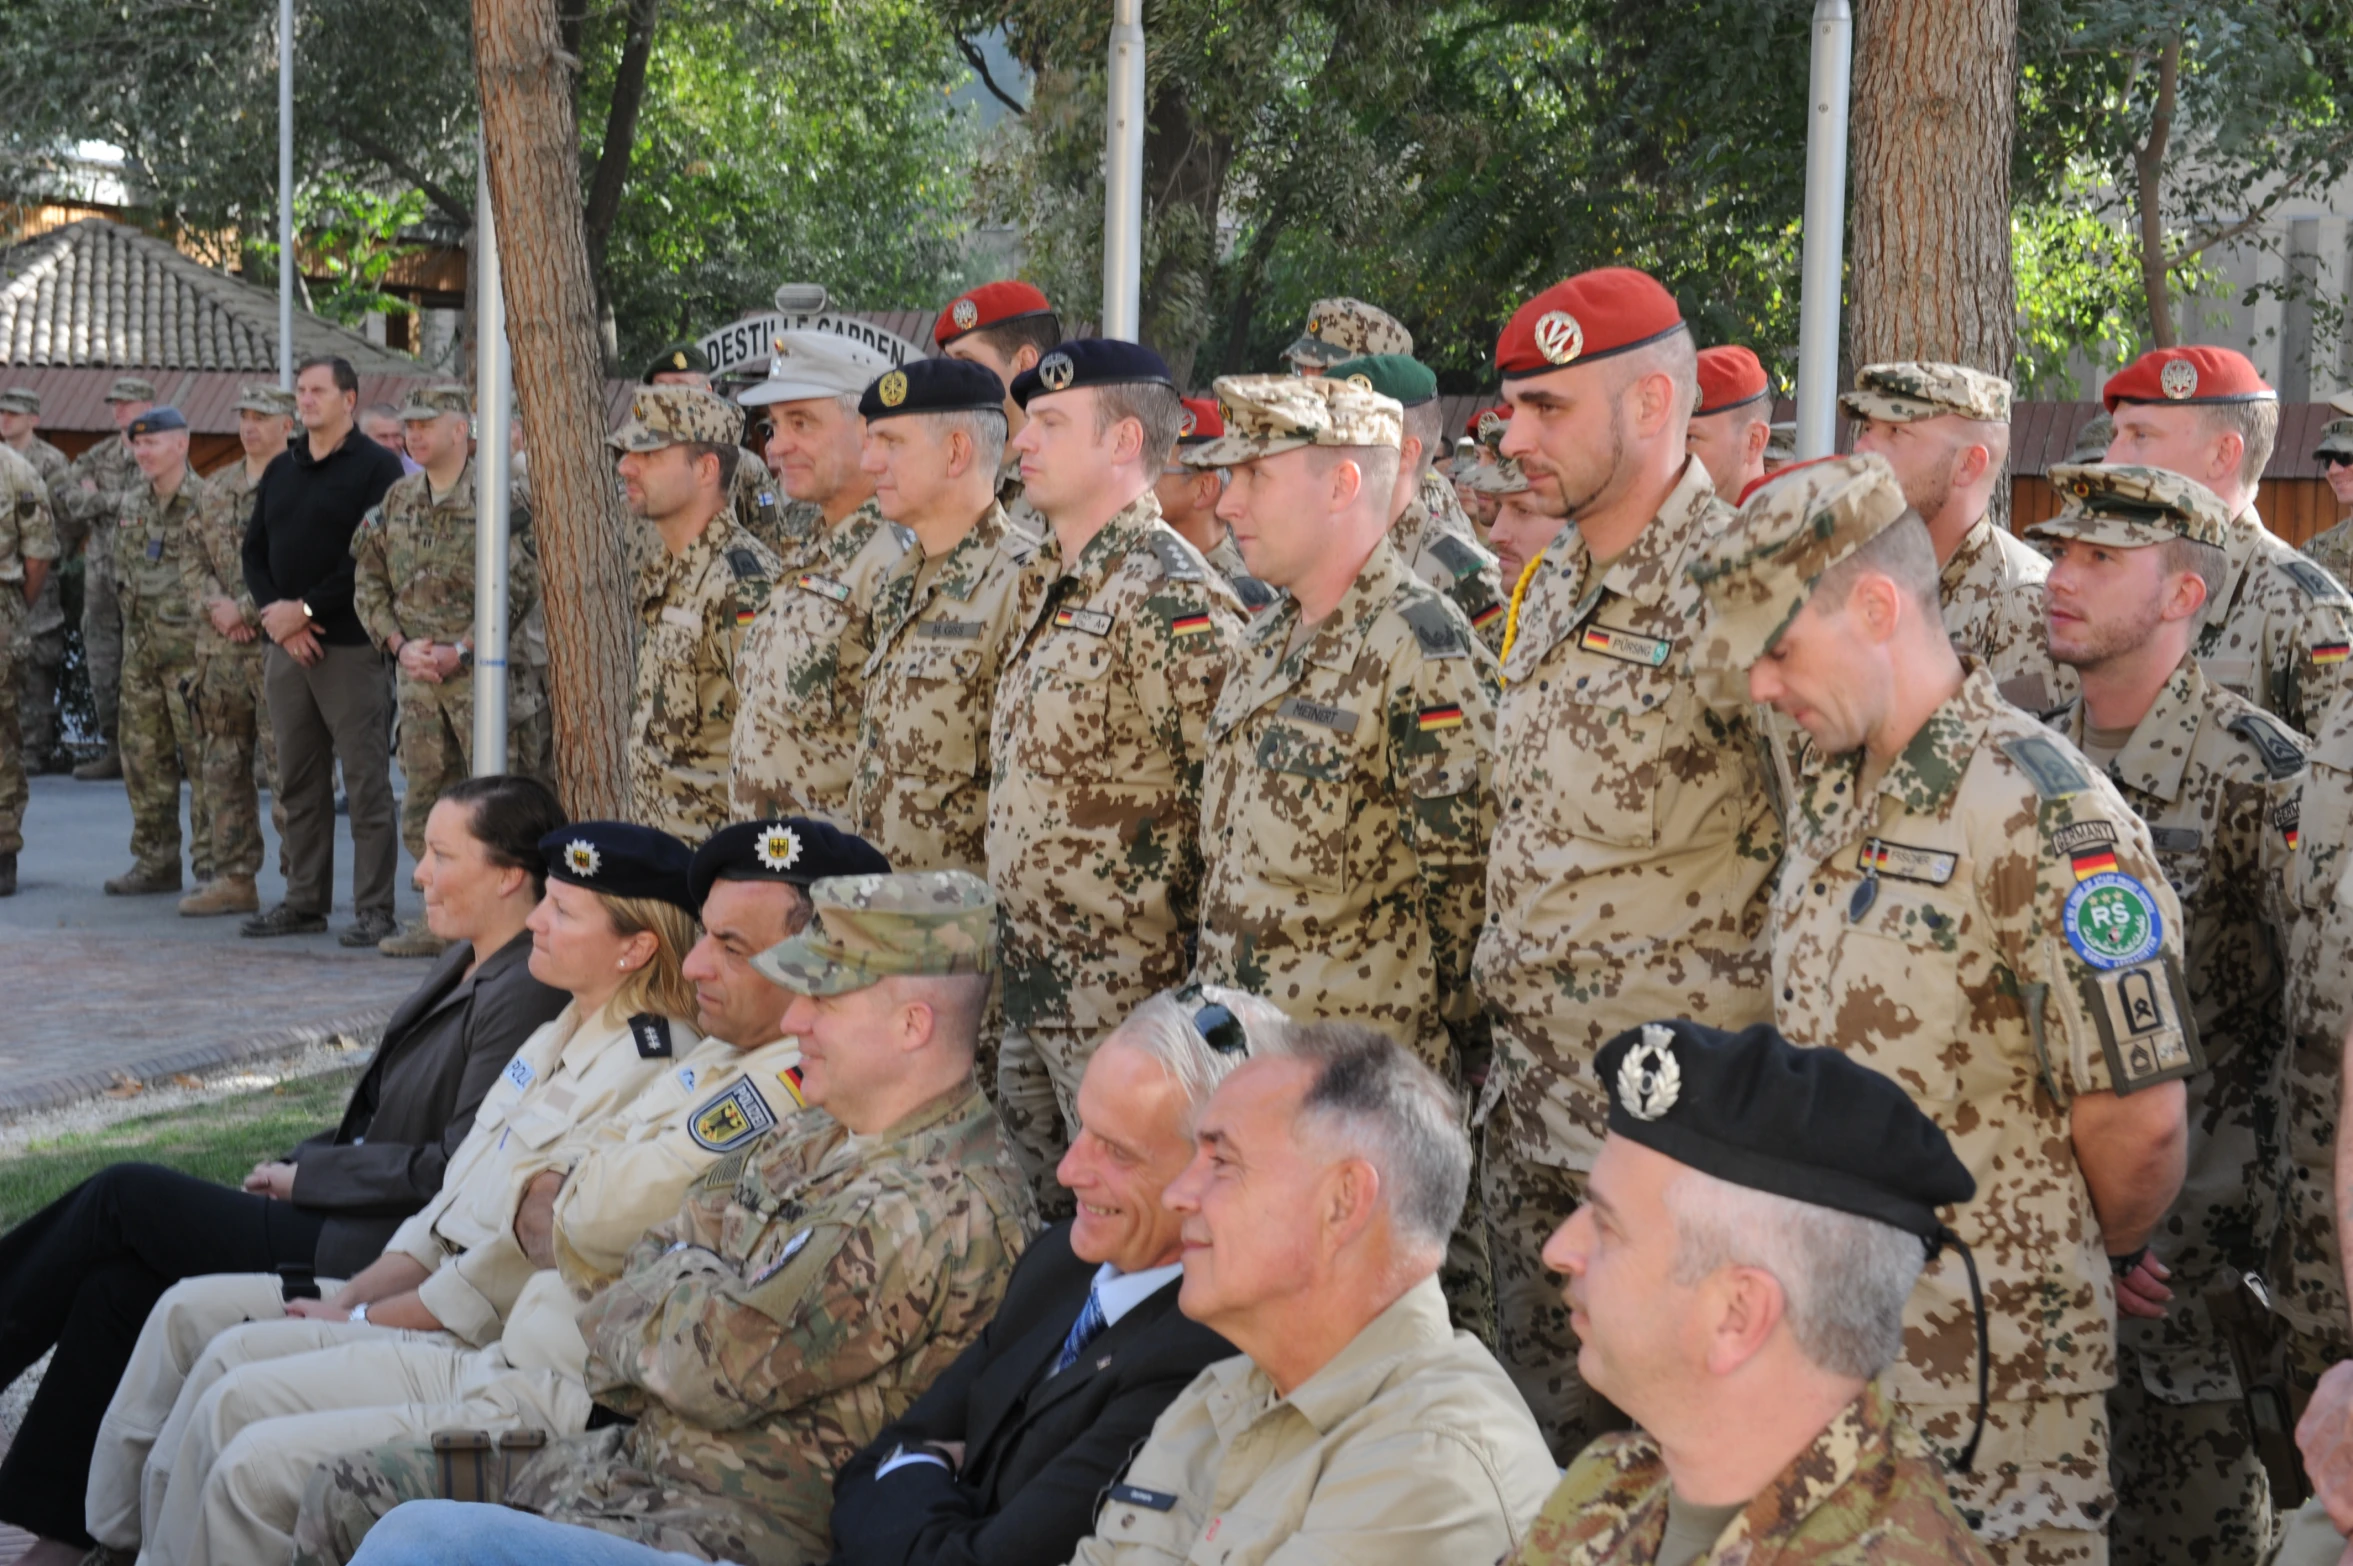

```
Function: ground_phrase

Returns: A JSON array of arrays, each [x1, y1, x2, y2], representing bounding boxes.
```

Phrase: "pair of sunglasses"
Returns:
[[1192, 1002, 1248, 1057]]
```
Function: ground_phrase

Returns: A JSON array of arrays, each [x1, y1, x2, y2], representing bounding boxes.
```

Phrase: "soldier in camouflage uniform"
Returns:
[[2028, 464, 2303, 1566], [352, 385, 546, 956], [108, 409, 212, 895], [61, 376, 158, 780], [179, 385, 292, 917], [1155, 396, 1278, 616], [1685, 344, 1775, 501], [0, 441, 58, 895], [987, 339, 1244, 1192], [1475, 270, 1781, 1460], [2105, 345, 2353, 735], [1693, 453, 2199, 1565], [731, 332, 910, 824], [2300, 418, 2353, 586], [1330, 354, 1509, 652], [1763, 420, 1799, 473], [1843, 361, 2072, 714], [289, 872, 1034, 1566], [0, 389, 72, 773], [846, 358, 1040, 875], [617, 387, 783, 841], [640, 340, 789, 557], [932, 279, 1062, 518], [1509, 1021, 1992, 1566], [1282, 295, 1412, 375], [2071, 412, 2117, 466], [1181, 374, 1498, 1338]]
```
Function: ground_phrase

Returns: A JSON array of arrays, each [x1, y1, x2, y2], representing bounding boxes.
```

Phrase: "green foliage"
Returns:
[[2010, 177, 2144, 397], [296, 184, 431, 328]]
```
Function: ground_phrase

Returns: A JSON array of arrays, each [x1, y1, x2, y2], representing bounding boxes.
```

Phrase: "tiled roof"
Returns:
[[0, 216, 416, 374]]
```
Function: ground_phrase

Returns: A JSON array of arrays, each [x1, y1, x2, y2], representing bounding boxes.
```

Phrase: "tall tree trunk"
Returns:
[[2131, 37, 2182, 349], [1136, 83, 1230, 387], [474, 0, 633, 817], [1847, 0, 2020, 376], [582, 0, 661, 289]]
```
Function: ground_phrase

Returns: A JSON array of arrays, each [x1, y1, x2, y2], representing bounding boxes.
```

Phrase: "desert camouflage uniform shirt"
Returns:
[[1507, 1380, 1992, 1566], [1940, 516, 2074, 713], [504, 1081, 1034, 1566], [631, 512, 781, 841], [986, 492, 1244, 1037], [1472, 459, 1781, 1172], [2195, 508, 2353, 735], [730, 498, 911, 825], [350, 460, 545, 712], [848, 502, 1042, 874], [2303, 516, 2353, 590], [1773, 664, 2196, 1544], [1195, 539, 1495, 1070], [1395, 469, 1507, 653], [728, 450, 790, 558]]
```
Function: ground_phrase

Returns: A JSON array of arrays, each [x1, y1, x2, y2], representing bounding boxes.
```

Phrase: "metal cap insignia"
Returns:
[[1038, 352, 1076, 393], [1535, 310, 1585, 366], [1617, 1022, 1682, 1121], [2161, 359, 2198, 400]]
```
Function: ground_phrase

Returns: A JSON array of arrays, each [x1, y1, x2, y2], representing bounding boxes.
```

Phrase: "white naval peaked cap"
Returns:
[[738, 330, 899, 408]]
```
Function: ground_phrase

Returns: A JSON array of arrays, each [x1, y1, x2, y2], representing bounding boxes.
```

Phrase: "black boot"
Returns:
[[0, 852, 18, 896]]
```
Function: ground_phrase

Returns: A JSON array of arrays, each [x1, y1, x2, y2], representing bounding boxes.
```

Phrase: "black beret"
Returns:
[[539, 822, 695, 913], [686, 818, 892, 911], [1596, 1019, 1975, 1242], [858, 357, 1007, 423], [1009, 338, 1175, 408], [643, 341, 713, 381], [126, 406, 189, 438]]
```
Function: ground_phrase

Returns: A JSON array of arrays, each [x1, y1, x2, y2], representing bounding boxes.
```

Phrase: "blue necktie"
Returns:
[[1053, 1281, 1108, 1375]]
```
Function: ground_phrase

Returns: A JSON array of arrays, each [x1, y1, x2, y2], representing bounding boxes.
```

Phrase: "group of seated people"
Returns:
[[0, 776, 2256, 1566]]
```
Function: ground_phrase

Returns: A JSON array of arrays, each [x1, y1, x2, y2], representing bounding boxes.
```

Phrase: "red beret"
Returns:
[[1176, 396, 1224, 443], [1466, 403, 1511, 441], [935, 281, 1056, 348], [2102, 345, 2274, 413], [1495, 268, 1686, 380], [1694, 345, 1770, 417]]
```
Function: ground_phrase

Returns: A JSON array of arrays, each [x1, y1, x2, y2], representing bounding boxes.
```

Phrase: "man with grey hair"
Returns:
[[1507, 1019, 1990, 1564], [1068, 1021, 1558, 1565], [731, 329, 911, 823]]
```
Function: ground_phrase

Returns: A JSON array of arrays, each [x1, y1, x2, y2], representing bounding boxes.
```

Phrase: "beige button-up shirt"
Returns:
[[1070, 1276, 1558, 1566]]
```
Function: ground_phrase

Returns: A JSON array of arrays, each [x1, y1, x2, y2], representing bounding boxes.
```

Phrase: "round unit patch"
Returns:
[[2062, 871, 2164, 969], [877, 371, 908, 408]]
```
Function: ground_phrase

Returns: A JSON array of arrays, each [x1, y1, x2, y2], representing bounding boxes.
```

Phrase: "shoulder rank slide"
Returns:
[[1398, 596, 1466, 659], [628, 1013, 674, 1059], [2281, 556, 2352, 604], [726, 547, 766, 580], [2228, 710, 2308, 779], [1429, 533, 1490, 582], [1999, 734, 2090, 799], [1146, 531, 1204, 582]]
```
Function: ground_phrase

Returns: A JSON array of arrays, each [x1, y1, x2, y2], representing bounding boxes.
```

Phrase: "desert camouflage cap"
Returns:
[[607, 384, 744, 452], [1463, 454, 1530, 495], [1839, 362, 2012, 425], [231, 383, 297, 417], [2027, 462, 2231, 550], [398, 383, 472, 422], [106, 376, 158, 404], [1285, 297, 1413, 366], [1687, 453, 1912, 671], [1179, 373, 1402, 468], [0, 388, 38, 416], [2068, 411, 2114, 464], [1764, 422, 1797, 463], [749, 869, 997, 996], [2314, 417, 2353, 461]]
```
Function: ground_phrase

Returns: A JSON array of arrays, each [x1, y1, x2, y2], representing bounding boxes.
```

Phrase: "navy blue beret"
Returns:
[[1009, 338, 1175, 408], [859, 357, 1006, 423], [687, 818, 891, 911], [1596, 1019, 1975, 1242], [126, 406, 189, 438], [540, 822, 695, 913]]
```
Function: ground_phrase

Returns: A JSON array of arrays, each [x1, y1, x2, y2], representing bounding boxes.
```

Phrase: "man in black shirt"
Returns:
[[240, 356, 405, 944]]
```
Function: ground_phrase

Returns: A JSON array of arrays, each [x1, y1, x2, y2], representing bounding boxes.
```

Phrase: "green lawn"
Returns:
[[0, 1066, 364, 1229]]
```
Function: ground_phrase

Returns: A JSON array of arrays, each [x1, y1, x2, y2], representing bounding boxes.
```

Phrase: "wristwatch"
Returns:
[[455, 641, 474, 672], [299, 599, 316, 622], [2108, 1245, 2150, 1279], [349, 1301, 371, 1325]]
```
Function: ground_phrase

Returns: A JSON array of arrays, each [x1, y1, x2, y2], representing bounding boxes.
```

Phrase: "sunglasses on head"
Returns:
[[1192, 1002, 1248, 1057]]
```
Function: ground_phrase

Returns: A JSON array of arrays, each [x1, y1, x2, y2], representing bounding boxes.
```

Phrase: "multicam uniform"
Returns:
[[1394, 469, 1507, 653], [9, 433, 70, 766], [114, 469, 213, 882], [729, 499, 910, 824], [1470, 460, 1780, 1456], [0, 446, 58, 855], [187, 462, 282, 885], [63, 430, 140, 741], [630, 510, 780, 842]]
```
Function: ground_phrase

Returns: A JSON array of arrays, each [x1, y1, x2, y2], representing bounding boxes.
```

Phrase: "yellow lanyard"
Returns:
[[1498, 554, 1544, 677]]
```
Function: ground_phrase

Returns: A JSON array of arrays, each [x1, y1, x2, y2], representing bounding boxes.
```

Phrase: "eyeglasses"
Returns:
[[1193, 1002, 1248, 1056]]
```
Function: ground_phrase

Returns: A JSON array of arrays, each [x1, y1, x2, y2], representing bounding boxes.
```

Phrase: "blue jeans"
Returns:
[[349, 1501, 728, 1566]]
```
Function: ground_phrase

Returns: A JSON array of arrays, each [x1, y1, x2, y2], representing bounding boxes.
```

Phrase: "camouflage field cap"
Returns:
[[0, 388, 38, 416], [106, 376, 159, 404], [2068, 411, 2114, 465], [1764, 422, 1798, 464], [1179, 374, 1402, 468], [749, 869, 997, 996], [1285, 297, 1413, 367], [607, 384, 744, 452], [1839, 362, 2013, 425], [1463, 454, 1530, 495], [1322, 353, 1438, 407], [231, 383, 296, 417], [2027, 463, 2231, 550], [398, 383, 472, 422], [1686, 453, 1912, 670], [2314, 418, 2353, 462]]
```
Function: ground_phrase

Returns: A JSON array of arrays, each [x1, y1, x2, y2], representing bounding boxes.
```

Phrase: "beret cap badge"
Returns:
[[1616, 1022, 1682, 1121], [754, 824, 804, 873], [564, 840, 602, 879], [878, 371, 908, 408], [1535, 311, 1586, 366], [2160, 359, 2198, 400], [671, 351, 688, 370], [1038, 352, 1076, 393], [951, 299, 979, 330]]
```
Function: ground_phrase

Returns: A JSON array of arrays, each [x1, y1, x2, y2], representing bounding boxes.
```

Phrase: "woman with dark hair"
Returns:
[[0, 774, 569, 1565]]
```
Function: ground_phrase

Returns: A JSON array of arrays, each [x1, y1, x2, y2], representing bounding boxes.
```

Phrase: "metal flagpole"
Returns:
[[471, 139, 512, 773], [1794, 0, 1852, 459], [278, 0, 295, 387], [1100, 0, 1145, 341]]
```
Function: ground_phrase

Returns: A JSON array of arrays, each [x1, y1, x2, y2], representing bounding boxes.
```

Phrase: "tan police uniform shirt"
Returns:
[[730, 498, 911, 825], [630, 512, 780, 841], [1773, 664, 2197, 1540], [1071, 1277, 1559, 1566], [1472, 459, 1780, 1172], [2197, 508, 2353, 734], [1195, 539, 1495, 1070]]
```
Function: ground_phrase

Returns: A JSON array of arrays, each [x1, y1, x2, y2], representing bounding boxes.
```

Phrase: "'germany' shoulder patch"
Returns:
[[628, 1013, 674, 1059], [1429, 533, 1490, 582], [1145, 531, 1204, 583], [1398, 596, 1466, 660], [2280, 557, 2352, 604], [726, 547, 767, 580], [2000, 734, 2090, 799], [2228, 710, 2308, 780], [688, 1076, 778, 1153]]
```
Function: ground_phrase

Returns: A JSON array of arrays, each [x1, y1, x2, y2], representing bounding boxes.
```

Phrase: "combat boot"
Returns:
[[104, 864, 182, 895], [0, 853, 17, 896], [377, 916, 450, 959], [73, 741, 122, 781], [179, 875, 259, 916]]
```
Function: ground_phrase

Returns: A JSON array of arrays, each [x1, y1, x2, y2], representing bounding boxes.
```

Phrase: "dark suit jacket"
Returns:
[[287, 931, 567, 1276], [829, 1221, 1232, 1566]]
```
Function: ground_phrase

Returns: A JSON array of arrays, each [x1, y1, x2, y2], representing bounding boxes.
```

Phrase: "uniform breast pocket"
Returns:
[[2289, 775, 2353, 914], [1249, 723, 1360, 894], [892, 646, 985, 780], [1529, 662, 1669, 848], [642, 616, 707, 727], [1838, 886, 1967, 1102], [501, 1103, 571, 1151], [1022, 637, 1115, 778]]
